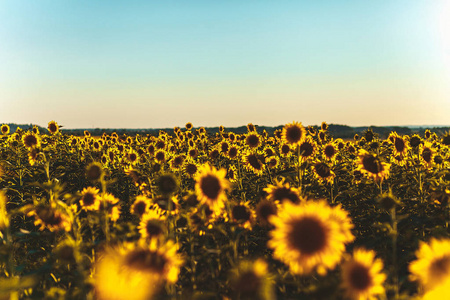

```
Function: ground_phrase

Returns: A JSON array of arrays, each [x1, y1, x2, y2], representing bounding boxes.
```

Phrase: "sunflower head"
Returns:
[[341, 248, 386, 300], [357, 150, 390, 182], [47, 120, 59, 134], [230, 259, 275, 300], [80, 187, 101, 211], [195, 164, 230, 215], [268, 200, 351, 275], [86, 162, 104, 181], [1, 124, 10, 135], [156, 174, 178, 195], [282, 122, 306, 146]]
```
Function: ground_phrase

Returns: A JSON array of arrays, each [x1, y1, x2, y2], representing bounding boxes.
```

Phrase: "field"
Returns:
[[1, 121, 450, 299]]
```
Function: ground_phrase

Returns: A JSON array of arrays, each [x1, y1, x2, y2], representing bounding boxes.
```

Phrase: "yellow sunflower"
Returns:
[[409, 238, 450, 293], [47, 120, 59, 134], [388, 132, 410, 157], [229, 202, 255, 230], [80, 187, 101, 211], [1, 124, 10, 135], [195, 164, 230, 215], [138, 207, 166, 242], [357, 150, 390, 182], [322, 141, 338, 161], [130, 195, 152, 217], [245, 132, 261, 149], [263, 181, 302, 204], [282, 121, 306, 146], [312, 161, 336, 184], [341, 248, 386, 300], [419, 142, 434, 169], [21, 132, 40, 149], [242, 151, 265, 176], [230, 259, 275, 300], [268, 200, 350, 275], [298, 136, 317, 161], [94, 240, 183, 300], [27, 204, 72, 232]]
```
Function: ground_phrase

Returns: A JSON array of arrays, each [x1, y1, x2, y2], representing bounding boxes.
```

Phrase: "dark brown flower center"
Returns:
[[422, 148, 432, 163], [272, 187, 300, 203], [185, 163, 198, 175], [24, 134, 38, 147], [200, 175, 221, 200], [362, 155, 382, 174], [394, 137, 405, 153], [299, 142, 313, 157], [246, 134, 260, 148], [315, 162, 331, 178], [232, 205, 251, 222], [324, 145, 336, 158], [125, 249, 166, 272], [285, 126, 302, 144], [288, 217, 327, 254], [146, 221, 163, 237], [134, 201, 147, 216], [349, 263, 372, 290], [82, 192, 96, 206], [247, 154, 263, 171]]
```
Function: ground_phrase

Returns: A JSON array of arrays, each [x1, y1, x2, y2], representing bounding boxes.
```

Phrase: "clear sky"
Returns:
[[1, 0, 449, 129]]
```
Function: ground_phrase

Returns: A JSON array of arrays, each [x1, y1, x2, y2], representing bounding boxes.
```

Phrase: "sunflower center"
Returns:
[[281, 144, 291, 155], [200, 175, 221, 200], [232, 205, 251, 222], [272, 187, 300, 203], [324, 145, 336, 158], [315, 163, 331, 178], [349, 263, 372, 290], [185, 163, 198, 175], [24, 135, 38, 147], [288, 217, 327, 255], [430, 256, 450, 281], [228, 147, 238, 158], [146, 221, 163, 237], [394, 138, 405, 153], [125, 249, 167, 273], [48, 123, 57, 133], [246, 134, 260, 148], [155, 151, 165, 161], [299, 142, 313, 157], [82, 193, 96, 206], [362, 155, 382, 174], [286, 126, 302, 144], [257, 201, 276, 222], [422, 148, 432, 163], [247, 154, 263, 170], [134, 202, 146, 215]]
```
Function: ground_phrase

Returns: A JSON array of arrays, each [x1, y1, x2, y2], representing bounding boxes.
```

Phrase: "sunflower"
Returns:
[[80, 187, 101, 211], [282, 122, 306, 146], [420, 142, 434, 169], [130, 195, 152, 217], [227, 145, 239, 160], [230, 259, 275, 300], [341, 248, 386, 300], [245, 132, 261, 149], [183, 159, 200, 178], [195, 164, 230, 215], [265, 156, 279, 169], [1, 124, 9, 135], [27, 204, 72, 232], [298, 137, 317, 161], [154, 149, 167, 163], [323, 141, 338, 161], [409, 238, 450, 293], [230, 202, 255, 230], [388, 132, 410, 157], [247, 123, 256, 132], [313, 161, 335, 184], [28, 148, 40, 166], [279, 143, 292, 157], [255, 199, 279, 226], [125, 150, 139, 165], [94, 240, 183, 300], [170, 155, 185, 171], [185, 122, 193, 130], [86, 162, 104, 181], [47, 120, 59, 134], [357, 150, 390, 182], [268, 200, 349, 275], [263, 181, 302, 204], [100, 193, 121, 222], [138, 207, 166, 242], [242, 151, 265, 175], [21, 132, 40, 149]]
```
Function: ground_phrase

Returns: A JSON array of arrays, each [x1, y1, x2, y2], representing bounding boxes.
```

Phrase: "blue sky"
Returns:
[[1, 0, 449, 128]]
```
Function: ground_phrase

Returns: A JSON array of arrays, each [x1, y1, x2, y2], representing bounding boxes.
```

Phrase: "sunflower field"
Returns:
[[1, 120, 450, 299]]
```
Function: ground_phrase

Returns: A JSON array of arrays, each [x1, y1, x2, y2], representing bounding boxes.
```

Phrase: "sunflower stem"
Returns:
[[390, 206, 399, 299]]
